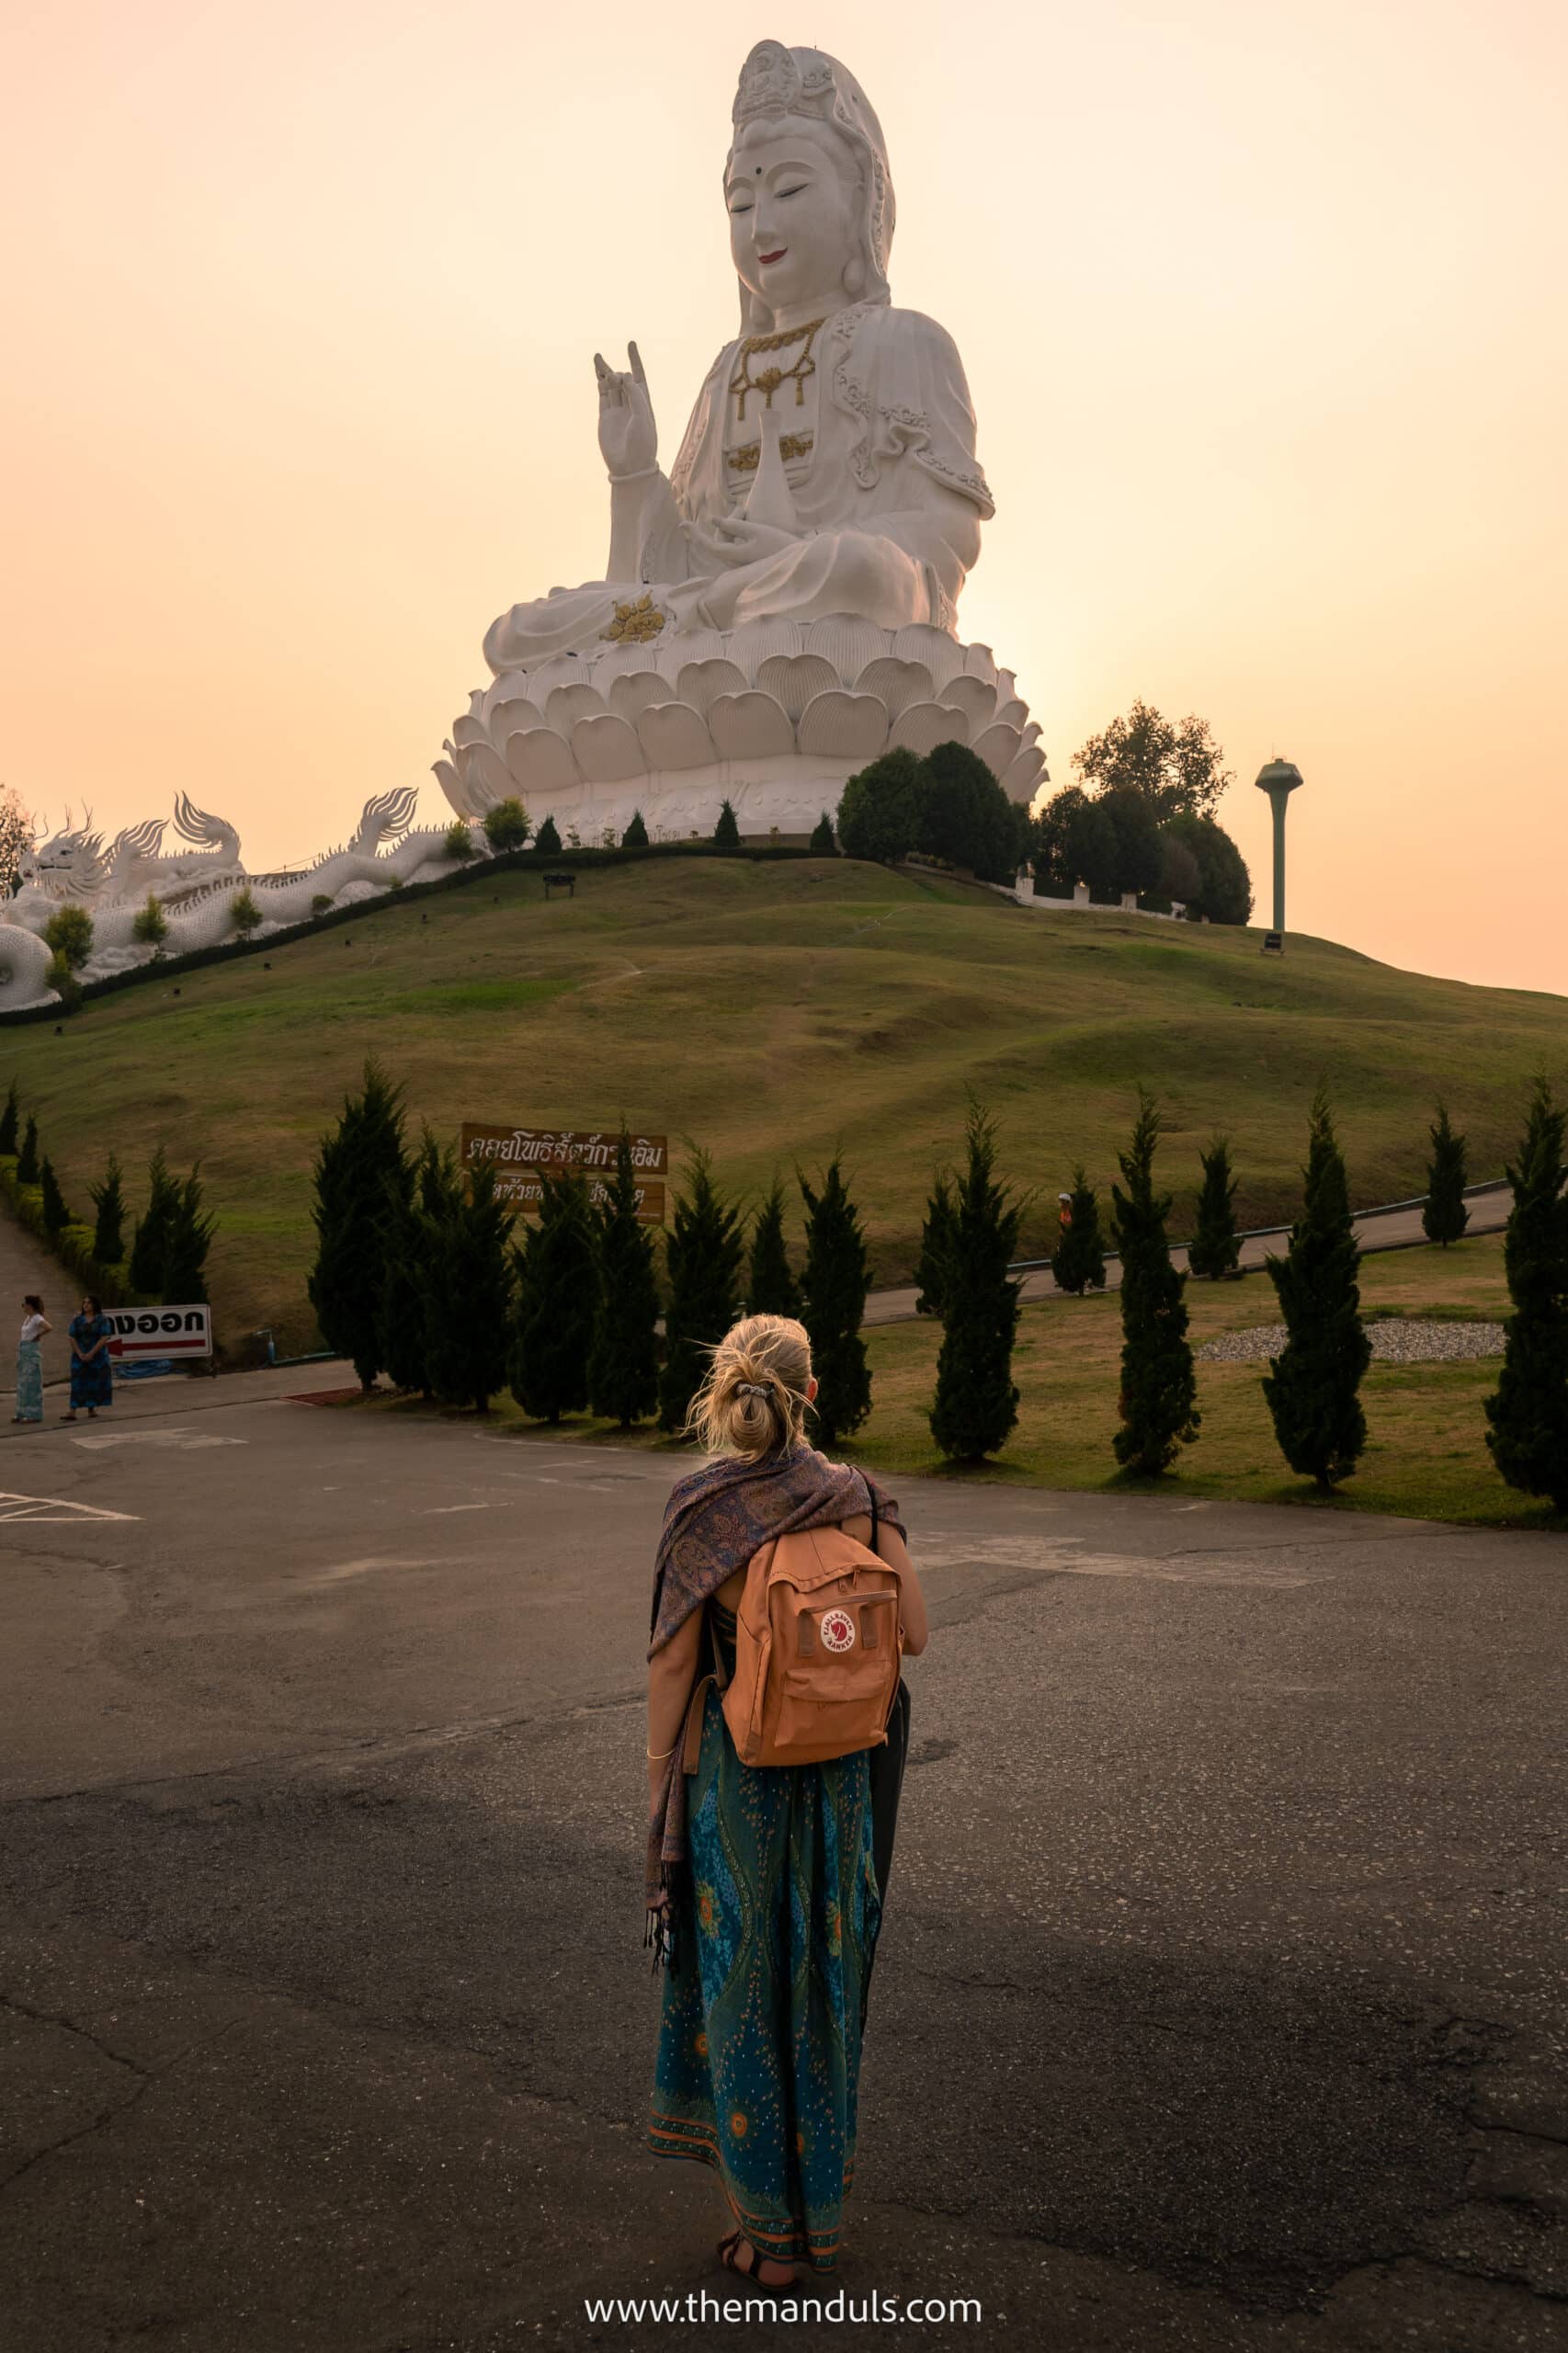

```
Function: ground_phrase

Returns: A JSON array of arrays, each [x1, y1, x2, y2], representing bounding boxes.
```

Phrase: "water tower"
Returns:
[[1254, 757, 1304, 940]]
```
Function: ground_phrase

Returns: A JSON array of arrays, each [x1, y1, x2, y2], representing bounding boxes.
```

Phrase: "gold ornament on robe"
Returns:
[[729, 318, 824, 422], [728, 432, 814, 473], [599, 592, 667, 644]]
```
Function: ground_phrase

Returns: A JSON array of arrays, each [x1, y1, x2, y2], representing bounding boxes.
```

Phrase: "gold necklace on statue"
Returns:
[[729, 317, 824, 423]]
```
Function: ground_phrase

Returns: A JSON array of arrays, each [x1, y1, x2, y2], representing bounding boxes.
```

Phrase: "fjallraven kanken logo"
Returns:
[[715, 1519, 904, 1768]]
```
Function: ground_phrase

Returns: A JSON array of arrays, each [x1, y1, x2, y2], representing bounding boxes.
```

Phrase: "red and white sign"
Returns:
[[107, 1305, 212, 1362], [820, 1607, 856, 1653]]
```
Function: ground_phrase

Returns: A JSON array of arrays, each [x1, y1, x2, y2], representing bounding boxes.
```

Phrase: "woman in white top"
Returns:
[[15, 1293, 50, 1424]]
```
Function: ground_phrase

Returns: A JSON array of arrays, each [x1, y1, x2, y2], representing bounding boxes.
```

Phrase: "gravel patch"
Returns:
[[1199, 1319, 1506, 1365]]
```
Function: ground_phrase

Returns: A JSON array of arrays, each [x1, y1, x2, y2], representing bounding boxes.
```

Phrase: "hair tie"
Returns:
[[734, 1381, 770, 1398]]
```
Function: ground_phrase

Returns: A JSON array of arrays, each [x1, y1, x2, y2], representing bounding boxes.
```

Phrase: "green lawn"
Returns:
[[4, 857, 1565, 1357]]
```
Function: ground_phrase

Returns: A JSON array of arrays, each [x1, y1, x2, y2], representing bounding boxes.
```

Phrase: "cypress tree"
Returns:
[[713, 798, 741, 849], [89, 1154, 127, 1265], [420, 1158, 515, 1414], [1112, 1095, 1199, 1475], [40, 1156, 73, 1234], [799, 1158, 872, 1448], [161, 1165, 215, 1301], [1051, 1165, 1107, 1294], [534, 813, 562, 856], [17, 1113, 40, 1186], [306, 1058, 410, 1390], [658, 1150, 744, 1432], [0, 1081, 18, 1157], [129, 1147, 181, 1295], [588, 1132, 660, 1428], [380, 1132, 453, 1396], [622, 810, 650, 849], [746, 1178, 800, 1317], [1188, 1136, 1241, 1278], [511, 1167, 599, 1422], [1263, 1090, 1370, 1490], [928, 1103, 1024, 1461], [1422, 1103, 1470, 1246], [914, 1174, 956, 1317], [1485, 1080, 1568, 1512], [809, 811, 836, 854]]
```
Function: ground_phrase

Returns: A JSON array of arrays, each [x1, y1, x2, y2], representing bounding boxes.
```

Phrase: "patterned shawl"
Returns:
[[644, 1443, 905, 1962]]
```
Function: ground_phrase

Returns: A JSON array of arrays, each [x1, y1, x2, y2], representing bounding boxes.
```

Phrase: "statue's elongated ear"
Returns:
[[843, 256, 866, 298]]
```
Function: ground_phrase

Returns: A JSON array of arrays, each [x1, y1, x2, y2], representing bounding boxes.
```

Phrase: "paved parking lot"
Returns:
[[2, 1383, 1565, 2349]]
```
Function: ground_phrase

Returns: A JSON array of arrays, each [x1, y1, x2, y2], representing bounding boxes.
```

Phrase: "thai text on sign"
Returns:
[[459, 1126, 667, 1223], [107, 1306, 212, 1361]]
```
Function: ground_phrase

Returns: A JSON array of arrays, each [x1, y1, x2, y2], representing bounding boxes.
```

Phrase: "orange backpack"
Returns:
[[683, 1505, 905, 1773]]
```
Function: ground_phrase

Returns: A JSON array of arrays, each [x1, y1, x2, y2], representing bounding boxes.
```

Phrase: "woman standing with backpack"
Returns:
[[645, 1313, 928, 2292]]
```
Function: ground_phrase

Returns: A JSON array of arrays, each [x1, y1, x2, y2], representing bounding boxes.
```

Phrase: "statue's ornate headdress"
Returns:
[[728, 40, 895, 332]]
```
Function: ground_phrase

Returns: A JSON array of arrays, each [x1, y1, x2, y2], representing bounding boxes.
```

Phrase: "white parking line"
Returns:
[[0, 1492, 141, 1523], [70, 1430, 245, 1450]]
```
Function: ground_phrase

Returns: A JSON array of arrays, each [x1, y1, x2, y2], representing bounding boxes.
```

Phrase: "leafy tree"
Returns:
[[799, 1158, 872, 1448], [1074, 700, 1233, 822], [929, 1103, 1024, 1461], [1051, 1166, 1107, 1294], [836, 747, 930, 866], [511, 1168, 600, 1422], [746, 1177, 800, 1317], [0, 1080, 18, 1157], [622, 809, 650, 849], [1188, 1137, 1241, 1279], [40, 1156, 73, 1234], [588, 1132, 661, 1427], [809, 811, 836, 854], [306, 1058, 411, 1389], [0, 784, 34, 899], [1485, 1081, 1568, 1512], [658, 1150, 744, 1432], [161, 1165, 215, 1302], [229, 888, 263, 938], [379, 1131, 457, 1395], [443, 819, 475, 860], [311, 893, 333, 915], [128, 1147, 181, 1294], [914, 1174, 957, 1317], [483, 798, 532, 852], [533, 813, 562, 856], [1423, 1103, 1470, 1247], [131, 894, 169, 947], [1162, 813, 1252, 925], [1156, 830, 1204, 909], [1098, 784, 1164, 898], [46, 951, 82, 1010], [89, 1154, 127, 1264], [17, 1113, 40, 1186], [920, 740, 1027, 883], [712, 799, 741, 850], [419, 1159, 515, 1414], [1034, 784, 1120, 897], [1263, 1091, 1370, 1490], [44, 904, 94, 972], [1112, 1097, 1199, 1475]]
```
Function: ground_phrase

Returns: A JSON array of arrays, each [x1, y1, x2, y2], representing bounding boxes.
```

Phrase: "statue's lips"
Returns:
[[759, 247, 788, 265]]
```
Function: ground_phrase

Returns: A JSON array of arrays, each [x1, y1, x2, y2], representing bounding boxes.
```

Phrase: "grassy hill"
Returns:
[[5, 856, 1565, 1354]]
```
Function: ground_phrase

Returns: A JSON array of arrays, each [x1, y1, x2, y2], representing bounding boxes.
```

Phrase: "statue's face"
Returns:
[[726, 124, 858, 318]]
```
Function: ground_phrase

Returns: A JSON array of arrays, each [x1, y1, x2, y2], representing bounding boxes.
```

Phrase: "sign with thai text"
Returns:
[[107, 1305, 212, 1361], [459, 1126, 667, 1222]]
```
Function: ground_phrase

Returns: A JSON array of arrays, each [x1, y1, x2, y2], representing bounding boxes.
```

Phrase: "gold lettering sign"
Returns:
[[460, 1126, 667, 1222]]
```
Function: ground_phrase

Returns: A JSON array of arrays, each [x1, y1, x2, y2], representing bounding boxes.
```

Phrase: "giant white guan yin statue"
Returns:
[[435, 40, 1046, 841]]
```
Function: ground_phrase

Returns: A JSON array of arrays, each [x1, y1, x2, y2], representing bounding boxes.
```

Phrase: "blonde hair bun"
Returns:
[[687, 1314, 813, 1460]]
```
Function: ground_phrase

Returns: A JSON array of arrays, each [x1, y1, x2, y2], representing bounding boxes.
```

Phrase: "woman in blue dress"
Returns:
[[14, 1294, 50, 1424], [644, 1313, 927, 2292], [62, 1293, 114, 1421]]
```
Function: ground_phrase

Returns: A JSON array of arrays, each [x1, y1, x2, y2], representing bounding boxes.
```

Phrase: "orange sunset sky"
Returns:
[[5, 0, 1565, 991]]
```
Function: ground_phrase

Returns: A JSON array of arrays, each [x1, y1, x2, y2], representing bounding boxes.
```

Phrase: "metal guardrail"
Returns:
[[1007, 1177, 1510, 1277]]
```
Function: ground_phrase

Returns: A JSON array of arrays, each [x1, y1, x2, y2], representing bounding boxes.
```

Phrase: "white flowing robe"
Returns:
[[483, 302, 994, 674]]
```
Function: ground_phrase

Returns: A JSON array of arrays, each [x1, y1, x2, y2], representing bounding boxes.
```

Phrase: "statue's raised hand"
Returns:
[[595, 343, 657, 480]]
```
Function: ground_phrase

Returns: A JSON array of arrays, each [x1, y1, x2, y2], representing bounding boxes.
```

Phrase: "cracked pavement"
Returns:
[[1, 1382, 1566, 2349]]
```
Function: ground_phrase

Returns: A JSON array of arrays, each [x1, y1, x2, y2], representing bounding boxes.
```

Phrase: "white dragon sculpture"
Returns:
[[1, 788, 468, 1010]]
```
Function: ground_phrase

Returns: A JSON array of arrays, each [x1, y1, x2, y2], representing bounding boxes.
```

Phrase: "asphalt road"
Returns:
[[2, 1383, 1566, 2351]]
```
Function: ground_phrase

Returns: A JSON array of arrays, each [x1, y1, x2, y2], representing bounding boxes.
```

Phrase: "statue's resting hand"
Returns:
[[595, 342, 658, 479], [687, 516, 799, 571]]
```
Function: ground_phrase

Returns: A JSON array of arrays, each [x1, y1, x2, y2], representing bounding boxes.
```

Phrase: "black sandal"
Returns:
[[718, 2231, 794, 2297]]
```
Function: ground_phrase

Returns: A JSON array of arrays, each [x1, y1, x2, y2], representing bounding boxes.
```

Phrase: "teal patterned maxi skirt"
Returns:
[[15, 1340, 43, 1422], [649, 1603, 882, 2273]]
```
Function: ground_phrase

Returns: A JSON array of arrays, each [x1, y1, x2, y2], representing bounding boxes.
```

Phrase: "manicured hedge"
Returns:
[[0, 1152, 139, 1303]]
